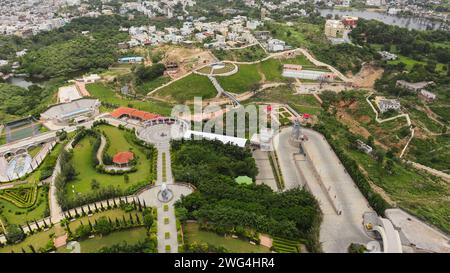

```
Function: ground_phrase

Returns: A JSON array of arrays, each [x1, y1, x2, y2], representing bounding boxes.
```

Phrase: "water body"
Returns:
[[319, 9, 448, 31], [7, 77, 35, 89], [7, 76, 45, 89]]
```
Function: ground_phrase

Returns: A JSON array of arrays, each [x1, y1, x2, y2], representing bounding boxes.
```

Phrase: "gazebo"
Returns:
[[112, 151, 134, 167]]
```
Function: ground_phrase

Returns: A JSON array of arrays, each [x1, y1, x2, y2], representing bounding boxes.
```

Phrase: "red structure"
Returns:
[[342, 16, 358, 28], [111, 107, 160, 121], [113, 151, 134, 166]]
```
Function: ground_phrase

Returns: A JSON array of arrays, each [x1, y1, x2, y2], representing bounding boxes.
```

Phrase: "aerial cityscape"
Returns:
[[0, 0, 449, 258]]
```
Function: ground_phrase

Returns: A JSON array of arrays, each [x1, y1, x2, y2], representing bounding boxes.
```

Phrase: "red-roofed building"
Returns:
[[110, 107, 160, 121], [113, 151, 134, 167]]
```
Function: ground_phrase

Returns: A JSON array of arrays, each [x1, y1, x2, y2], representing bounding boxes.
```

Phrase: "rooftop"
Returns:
[[113, 151, 134, 165], [110, 107, 161, 121]]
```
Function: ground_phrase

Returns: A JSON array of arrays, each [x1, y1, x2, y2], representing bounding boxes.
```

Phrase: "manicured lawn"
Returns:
[[0, 227, 55, 253], [97, 125, 134, 157], [217, 64, 261, 94], [28, 146, 42, 158], [259, 59, 286, 82], [212, 63, 237, 75], [86, 83, 173, 116], [156, 74, 217, 103], [26, 142, 63, 184], [76, 227, 147, 253], [184, 222, 271, 253], [0, 186, 49, 226], [67, 126, 153, 199], [67, 208, 142, 231]]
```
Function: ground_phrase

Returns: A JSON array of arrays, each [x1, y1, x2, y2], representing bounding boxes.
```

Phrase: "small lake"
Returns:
[[7, 77, 39, 89], [319, 9, 448, 31]]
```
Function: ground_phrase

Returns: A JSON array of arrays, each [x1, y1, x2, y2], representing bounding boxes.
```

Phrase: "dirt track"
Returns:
[[351, 63, 384, 89]]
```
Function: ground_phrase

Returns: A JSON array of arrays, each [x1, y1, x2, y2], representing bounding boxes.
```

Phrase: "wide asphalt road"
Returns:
[[274, 127, 373, 252]]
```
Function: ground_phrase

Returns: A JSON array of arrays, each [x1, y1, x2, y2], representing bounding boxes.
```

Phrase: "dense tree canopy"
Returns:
[[172, 139, 322, 251], [0, 83, 52, 118], [351, 19, 450, 64]]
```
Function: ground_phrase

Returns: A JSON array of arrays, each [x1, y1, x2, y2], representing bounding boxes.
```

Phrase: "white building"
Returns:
[[41, 98, 100, 126], [325, 20, 345, 38], [378, 51, 398, 61], [366, 0, 386, 7], [356, 139, 373, 154], [282, 64, 335, 81], [377, 99, 401, 113], [267, 39, 286, 52]]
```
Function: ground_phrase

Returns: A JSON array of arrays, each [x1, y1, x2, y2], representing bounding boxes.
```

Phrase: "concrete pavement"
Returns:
[[272, 127, 373, 252], [301, 128, 373, 252], [252, 150, 278, 191]]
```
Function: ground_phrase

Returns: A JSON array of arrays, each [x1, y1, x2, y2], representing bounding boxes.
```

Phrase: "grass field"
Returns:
[[28, 146, 42, 158], [430, 106, 450, 124], [71, 227, 147, 253], [156, 74, 217, 103], [135, 76, 171, 96], [0, 186, 49, 226], [407, 107, 443, 134], [243, 86, 322, 115], [0, 209, 145, 253], [265, 21, 327, 49], [86, 83, 173, 116], [98, 125, 135, 157], [0, 227, 55, 253], [213, 44, 268, 62], [407, 135, 450, 175], [184, 222, 271, 253], [217, 64, 261, 94], [67, 208, 142, 231], [67, 126, 152, 199], [387, 54, 447, 74]]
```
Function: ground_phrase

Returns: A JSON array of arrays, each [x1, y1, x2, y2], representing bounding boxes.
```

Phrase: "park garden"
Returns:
[[55, 122, 157, 210], [0, 199, 158, 253]]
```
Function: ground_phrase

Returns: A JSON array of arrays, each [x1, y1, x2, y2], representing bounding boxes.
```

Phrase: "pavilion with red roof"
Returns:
[[113, 151, 135, 167], [110, 107, 160, 121]]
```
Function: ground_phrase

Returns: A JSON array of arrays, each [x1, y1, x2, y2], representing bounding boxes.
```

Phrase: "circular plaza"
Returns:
[[137, 123, 186, 145]]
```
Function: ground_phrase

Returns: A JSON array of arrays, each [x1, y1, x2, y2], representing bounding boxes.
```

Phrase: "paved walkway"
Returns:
[[298, 48, 351, 83], [272, 126, 373, 252], [301, 128, 373, 252], [385, 208, 450, 253], [136, 123, 193, 252], [252, 150, 278, 191]]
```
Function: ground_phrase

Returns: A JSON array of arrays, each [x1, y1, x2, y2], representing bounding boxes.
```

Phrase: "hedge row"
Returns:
[[0, 186, 37, 208]]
